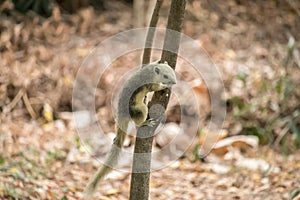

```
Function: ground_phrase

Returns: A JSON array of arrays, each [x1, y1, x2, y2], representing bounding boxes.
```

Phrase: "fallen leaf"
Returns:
[[212, 135, 259, 156], [106, 188, 120, 195]]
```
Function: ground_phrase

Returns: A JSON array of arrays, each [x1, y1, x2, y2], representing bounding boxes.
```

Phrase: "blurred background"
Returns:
[[0, 0, 299, 199]]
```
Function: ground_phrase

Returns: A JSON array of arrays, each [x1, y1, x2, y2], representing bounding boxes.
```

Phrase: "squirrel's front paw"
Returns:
[[141, 118, 157, 127]]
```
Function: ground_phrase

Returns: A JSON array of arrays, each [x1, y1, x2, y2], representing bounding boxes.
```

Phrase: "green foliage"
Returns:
[[46, 149, 67, 165], [289, 187, 300, 199], [242, 126, 270, 145], [228, 96, 245, 110], [236, 71, 247, 86], [3, 185, 23, 200], [0, 156, 5, 165], [228, 62, 300, 152], [192, 143, 200, 161], [275, 77, 283, 96], [18, 152, 38, 167]]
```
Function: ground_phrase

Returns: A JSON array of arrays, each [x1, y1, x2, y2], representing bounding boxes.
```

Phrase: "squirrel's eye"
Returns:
[[163, 75, 168, 79]]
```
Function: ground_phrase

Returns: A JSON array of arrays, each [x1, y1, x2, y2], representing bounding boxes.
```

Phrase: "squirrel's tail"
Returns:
[[83, 124, 126, 198]]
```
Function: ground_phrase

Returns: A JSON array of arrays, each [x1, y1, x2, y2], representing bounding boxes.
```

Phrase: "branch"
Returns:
[[142, 0, 164, 65], [129, 1, 186, 200]]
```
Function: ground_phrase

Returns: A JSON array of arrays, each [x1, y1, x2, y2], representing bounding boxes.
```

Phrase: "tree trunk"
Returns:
[[129, 1, 186, 200]]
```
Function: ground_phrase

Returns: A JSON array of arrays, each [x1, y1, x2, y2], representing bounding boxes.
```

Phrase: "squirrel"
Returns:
[[84, 61, 177, 197]]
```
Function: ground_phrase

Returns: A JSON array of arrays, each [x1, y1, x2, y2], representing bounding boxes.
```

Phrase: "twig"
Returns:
[[4, 88, 25, 113], [23, 92, 37, 119], [274, 123, 290, 146]]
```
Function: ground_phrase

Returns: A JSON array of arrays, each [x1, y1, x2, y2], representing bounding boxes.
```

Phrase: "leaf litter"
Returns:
[[0, 0, 300, 199]]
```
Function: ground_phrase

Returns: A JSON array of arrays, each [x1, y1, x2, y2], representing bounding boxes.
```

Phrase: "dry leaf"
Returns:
[[106, 188, 120, 195], [212, 135, 259, 156]]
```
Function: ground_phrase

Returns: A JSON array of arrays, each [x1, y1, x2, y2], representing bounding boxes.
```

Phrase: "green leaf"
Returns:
[[75, 136, 81, 149], [276, 77, 282, 96], [193, 143, 200, 161], [290, 187, 300, 199], [291, 121, 300, 147], [242, 126, 270, 144], [260, 79, 268, 93], [228, 97, 245, 110], [283, 79, 293, 101], [0, 156, 5, 165], [236, 71, 247, 86]]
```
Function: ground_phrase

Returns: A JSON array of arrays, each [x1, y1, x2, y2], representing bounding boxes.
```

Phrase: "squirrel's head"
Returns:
[[152, 62, 177, 89]]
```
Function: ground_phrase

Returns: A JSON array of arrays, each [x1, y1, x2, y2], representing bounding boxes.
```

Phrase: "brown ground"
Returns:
[[0, 0, 300, 199]]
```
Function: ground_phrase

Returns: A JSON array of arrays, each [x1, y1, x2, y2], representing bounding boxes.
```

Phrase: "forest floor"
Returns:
[[0, 0, 300, 199]]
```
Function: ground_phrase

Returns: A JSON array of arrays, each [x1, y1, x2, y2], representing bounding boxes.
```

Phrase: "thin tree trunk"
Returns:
[[129, 1, 186, 200], [142, 0, 164, 65]]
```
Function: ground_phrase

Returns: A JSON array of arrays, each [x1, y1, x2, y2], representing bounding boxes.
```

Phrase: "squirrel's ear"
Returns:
[[154, 66, 160, 74]]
